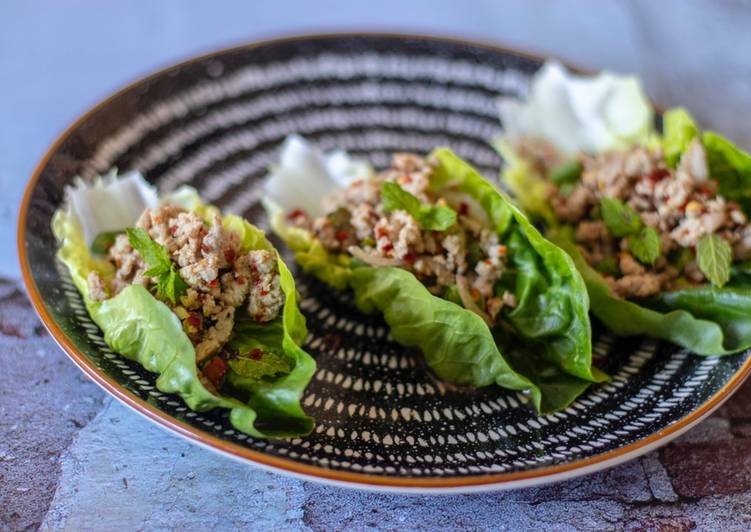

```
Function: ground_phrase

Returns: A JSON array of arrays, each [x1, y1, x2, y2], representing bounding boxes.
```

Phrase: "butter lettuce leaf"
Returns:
[[702, 131, 751, 213], [551, 227, 751, 355], [662, 108, 699, 167], [430, 148, 604, 386], [266, 139, 603, 412], [53, 192, 314, 438], [495, 139, 557, 225]]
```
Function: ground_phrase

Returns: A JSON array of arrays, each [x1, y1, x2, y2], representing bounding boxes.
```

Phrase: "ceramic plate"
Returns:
[[18, 33, 751, 492]]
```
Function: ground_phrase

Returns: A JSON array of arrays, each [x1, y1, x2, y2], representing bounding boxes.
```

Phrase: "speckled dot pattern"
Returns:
[[21, 35, 750, 486]]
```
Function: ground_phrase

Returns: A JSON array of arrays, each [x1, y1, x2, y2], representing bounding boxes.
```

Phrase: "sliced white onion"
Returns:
[[456, 275, 492, 325]]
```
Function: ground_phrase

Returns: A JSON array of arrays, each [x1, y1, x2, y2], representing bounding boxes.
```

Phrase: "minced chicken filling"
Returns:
[[519, 137, 751, 298], [287, 153, 517, 323], [86, 204, 284, 390]]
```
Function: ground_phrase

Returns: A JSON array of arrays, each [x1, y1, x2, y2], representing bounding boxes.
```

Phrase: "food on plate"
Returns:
[[264, 136, 607, 413], [53, 172, 315, 438], [497, 61, 751, 355]]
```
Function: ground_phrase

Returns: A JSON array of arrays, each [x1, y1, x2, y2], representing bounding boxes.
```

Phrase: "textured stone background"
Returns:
[[5, 1, 751, 530], [3, 280, 751, 530]]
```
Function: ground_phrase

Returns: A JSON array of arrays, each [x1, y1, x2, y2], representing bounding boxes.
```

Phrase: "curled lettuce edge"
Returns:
[[53, 192, 315, 439], [265, 149, 606, 413], [551, 227, 751, 355], [430, 148, 604, 386], [497, 106, 751, 356]]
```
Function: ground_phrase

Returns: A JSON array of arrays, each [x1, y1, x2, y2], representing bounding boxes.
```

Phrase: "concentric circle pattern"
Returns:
[[21, 34, 751, 488]]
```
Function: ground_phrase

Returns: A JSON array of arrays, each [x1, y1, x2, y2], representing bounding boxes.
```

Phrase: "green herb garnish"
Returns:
[[227, 348, 292, 382], [380, 181, 457, 231], [599, 198, 662, 265], [126, 227, 188, 305], [600, 198, 642, 238], [627, 226, 661, 266], [696, 233, 732, 287], [550, 160, 582, 186]]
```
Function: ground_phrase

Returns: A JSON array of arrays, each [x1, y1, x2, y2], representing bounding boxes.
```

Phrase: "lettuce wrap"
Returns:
[[54, 174, 315, 438], [264, 136, 606, 413], [497, 62, 751, 356]]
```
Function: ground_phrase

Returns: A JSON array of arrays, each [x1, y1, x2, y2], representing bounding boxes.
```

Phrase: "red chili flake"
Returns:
[[201, 243, 210, 254], [260, 290, 269, 296], [286, 208, 307, 220], [224, 249, 236, 263], [376, 227, 388, 238], [236, 275, 246, 285], [187, 313, 202, 328], [458, 202, 469, 215], [335, 231, 349, 242], [403, 253, 415, 264], [647, 168, 670, 182], [209, 279, 218, 289], [484, 258, 492, 265], [169, 225, 178, 236], [700, 185, 714, 196], [382, 243, 394, 253], [249, 348, 263, 360], [203, 357, 227, 388]]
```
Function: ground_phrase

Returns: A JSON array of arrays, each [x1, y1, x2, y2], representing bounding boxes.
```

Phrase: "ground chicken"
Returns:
[[287, 153, 511, 322], [246, 250, 284, 322], [87, 271, 108, 301], [92, 203, 285, 375], [521, 135, 751, 300]]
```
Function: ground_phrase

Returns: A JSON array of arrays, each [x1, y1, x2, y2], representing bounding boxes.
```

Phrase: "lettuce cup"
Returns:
[[54, 172, 315, 438], [264, 136, 607, 414], [497, 62, 751, 356]]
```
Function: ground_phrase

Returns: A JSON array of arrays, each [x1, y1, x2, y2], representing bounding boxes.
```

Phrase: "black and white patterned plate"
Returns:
[[19, 33, 751, 492]]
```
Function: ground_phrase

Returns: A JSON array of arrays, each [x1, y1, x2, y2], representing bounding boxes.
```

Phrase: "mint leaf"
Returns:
[[549, 160, 582, 186], [628, 226, 661, 265], [381, 181, 422, 215], [380, 181, 457, 231], [127, 227, 187, 305], [417, 203, 457, 230], [227, 349, 292, 382], [127, 228, 171, 275], [662, 108, 699, 168], [600, 198, 642, 238], [697, 233, 732, 287], [155, 268, 188, 306]]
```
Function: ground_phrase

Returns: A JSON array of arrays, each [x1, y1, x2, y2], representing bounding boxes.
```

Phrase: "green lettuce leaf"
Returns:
[[702, 131, 751, 213], [495, 139, 557, 225], [662, 108, 699, 168], [349, 266, 542, 408], [551, 227, 751, 355], [53, 197, 315, 438], [266, 143, 603, 412], [430, 148, 604, 386]]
